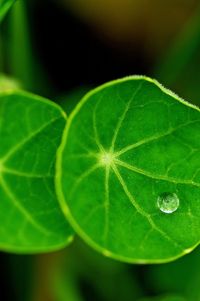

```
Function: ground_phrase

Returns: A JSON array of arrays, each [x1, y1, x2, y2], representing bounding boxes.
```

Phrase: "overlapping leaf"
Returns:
[[0, 90, 73, 252]]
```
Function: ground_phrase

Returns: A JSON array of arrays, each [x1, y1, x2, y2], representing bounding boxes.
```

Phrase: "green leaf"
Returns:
[[56, 76, 200, 263], [0, 0, 16, 21], [0, 90, 73, 253]]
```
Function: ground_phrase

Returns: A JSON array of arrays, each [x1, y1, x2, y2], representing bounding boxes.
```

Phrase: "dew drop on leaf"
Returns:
[[157, 192, 179, 214]]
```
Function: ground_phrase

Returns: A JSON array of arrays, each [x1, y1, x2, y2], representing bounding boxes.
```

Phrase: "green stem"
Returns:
[[7, 0, 49, 94], [154, 5, 200, 85], [8, 0, 34, 90]]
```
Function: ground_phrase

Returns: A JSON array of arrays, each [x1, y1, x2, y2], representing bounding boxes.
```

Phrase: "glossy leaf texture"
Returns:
[[0, 0, 16, 21], [0, 90, 73, 253], [56, 76, 200, 263]]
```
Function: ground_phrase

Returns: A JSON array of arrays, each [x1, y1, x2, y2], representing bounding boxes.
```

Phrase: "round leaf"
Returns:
[[0, 90, 73, 253], [56, 76, 200, 263]]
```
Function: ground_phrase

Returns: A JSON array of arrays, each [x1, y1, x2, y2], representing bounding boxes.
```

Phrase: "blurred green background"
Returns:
[[0, 0, 200, 300]]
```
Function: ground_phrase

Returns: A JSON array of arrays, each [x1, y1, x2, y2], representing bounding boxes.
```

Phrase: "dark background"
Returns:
[[1, 0, 200, 300]]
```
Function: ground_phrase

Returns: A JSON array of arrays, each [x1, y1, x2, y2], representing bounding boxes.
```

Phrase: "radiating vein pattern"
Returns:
[[0, 91, 72, 252], [58, 76, 200, 263]]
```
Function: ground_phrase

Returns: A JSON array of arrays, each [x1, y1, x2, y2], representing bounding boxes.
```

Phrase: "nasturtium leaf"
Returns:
[[56, 76, 200, 263], [0, 90, 73, 253], [0, 0, 16, 21]]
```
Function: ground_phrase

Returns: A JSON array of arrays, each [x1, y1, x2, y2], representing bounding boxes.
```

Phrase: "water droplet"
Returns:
[[157, 192, 179, 214]]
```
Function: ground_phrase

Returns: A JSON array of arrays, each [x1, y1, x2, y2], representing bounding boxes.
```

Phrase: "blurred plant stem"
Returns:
[[70, 238, 143, 301], [155, 5, 200, 84], [30, 238, 143, 301], [154, 4, 200, 105], [31, 249, 83, 301], [8, 0, 34, 90], [53, 255, 84, 301], [0, 0, 16, 22], [4, 0, 51, 95]]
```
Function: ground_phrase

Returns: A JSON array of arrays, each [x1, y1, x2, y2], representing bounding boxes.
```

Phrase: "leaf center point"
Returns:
[[99, 152, 115, 166]]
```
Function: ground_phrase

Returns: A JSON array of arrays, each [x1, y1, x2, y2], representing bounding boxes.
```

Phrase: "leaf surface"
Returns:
[[0, 90, 73, 252], [56, 76, 200, 263]]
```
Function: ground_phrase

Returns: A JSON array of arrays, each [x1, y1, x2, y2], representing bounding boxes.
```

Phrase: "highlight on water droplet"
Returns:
[[157, 192, 179, 214]]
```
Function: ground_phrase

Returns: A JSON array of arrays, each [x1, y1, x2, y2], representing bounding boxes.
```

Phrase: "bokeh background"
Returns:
[[0, 0, 200, 300]]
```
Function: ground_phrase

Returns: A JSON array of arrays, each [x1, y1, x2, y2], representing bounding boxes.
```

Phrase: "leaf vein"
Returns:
[[1, 115, 62, 164], [115, 119, 200, 157], [112, 164, 183, 250], [0, 175, 52, 236], [115, 159, 200, 187], [110, 81, 144, 152]]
